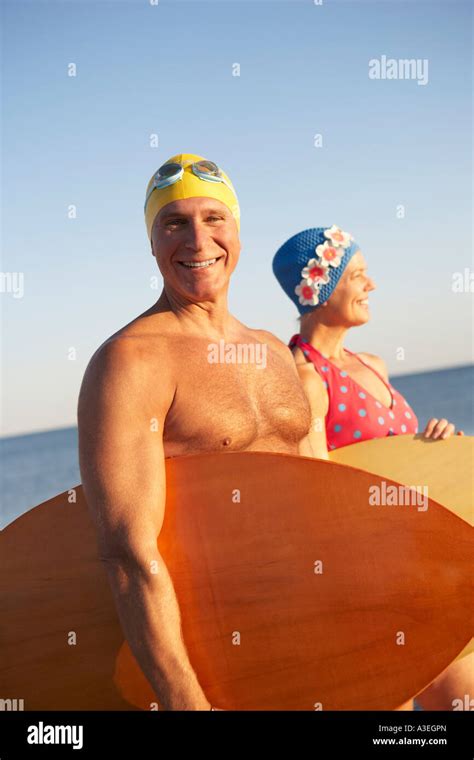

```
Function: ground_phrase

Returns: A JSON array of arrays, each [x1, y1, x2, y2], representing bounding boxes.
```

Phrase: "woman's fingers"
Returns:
[[440, 422, 455, 439], [423, 418, 439, 438], [424, 419, 465, 440], [423, 418, 454, 439], [431, 419, 449, 439]]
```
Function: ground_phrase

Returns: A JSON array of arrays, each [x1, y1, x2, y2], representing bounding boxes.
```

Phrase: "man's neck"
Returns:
[[155, 290, 236, 339]]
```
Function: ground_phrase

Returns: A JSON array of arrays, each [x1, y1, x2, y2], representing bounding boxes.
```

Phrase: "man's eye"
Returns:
[[166, 219, 184, 227], [207, 216, 222, 222]]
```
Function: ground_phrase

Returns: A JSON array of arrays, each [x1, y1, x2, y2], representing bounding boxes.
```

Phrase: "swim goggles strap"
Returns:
[[144, 160, 234, 212]]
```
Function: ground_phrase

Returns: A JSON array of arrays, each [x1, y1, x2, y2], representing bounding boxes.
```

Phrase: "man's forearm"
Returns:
[[102, 550, 211, 710]]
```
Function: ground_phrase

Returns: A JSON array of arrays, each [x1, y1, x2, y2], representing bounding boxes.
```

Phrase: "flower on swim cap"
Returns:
[[144, 152, 240, 240], [272, 226, 359, 314]]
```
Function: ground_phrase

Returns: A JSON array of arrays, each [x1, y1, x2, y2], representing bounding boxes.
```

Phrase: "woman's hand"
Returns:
[[422, 418, 464, 440]]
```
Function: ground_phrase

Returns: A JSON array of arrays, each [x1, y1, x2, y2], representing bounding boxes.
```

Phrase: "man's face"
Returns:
[[151, 197, 241, 303]]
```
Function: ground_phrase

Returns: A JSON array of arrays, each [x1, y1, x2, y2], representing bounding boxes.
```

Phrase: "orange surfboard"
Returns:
[[1, 452, 472, 711]]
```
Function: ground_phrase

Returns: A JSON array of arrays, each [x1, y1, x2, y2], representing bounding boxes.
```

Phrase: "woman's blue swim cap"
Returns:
[[272, 225, 359, 314]]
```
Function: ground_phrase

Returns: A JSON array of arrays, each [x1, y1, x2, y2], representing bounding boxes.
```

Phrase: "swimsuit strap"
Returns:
[[289, 334, 393, 404], [343, 348, 393, 397], [289, 334, 320, 360]]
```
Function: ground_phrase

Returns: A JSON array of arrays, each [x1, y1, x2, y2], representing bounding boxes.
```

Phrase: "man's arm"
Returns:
[[77, 338, 211, 710]]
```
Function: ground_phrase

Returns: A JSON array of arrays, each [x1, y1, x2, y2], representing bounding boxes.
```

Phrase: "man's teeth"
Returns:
[[357, 299, 369, 305], [180, 258, 218, 268]]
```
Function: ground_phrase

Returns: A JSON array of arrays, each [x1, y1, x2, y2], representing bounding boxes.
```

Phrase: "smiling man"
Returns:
[[77, 153, 313, 711]]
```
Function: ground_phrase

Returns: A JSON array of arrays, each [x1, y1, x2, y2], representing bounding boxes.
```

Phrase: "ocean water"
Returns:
[[1, 364, 472, 530], [1, 426, 81, 530], [391, 364, 473, 437]]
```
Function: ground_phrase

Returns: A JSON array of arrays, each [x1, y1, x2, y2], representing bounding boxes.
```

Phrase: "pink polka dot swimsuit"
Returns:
[[290, 334, 419, 451]]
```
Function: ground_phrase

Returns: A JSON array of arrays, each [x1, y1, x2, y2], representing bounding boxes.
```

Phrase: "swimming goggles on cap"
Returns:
[[144, 159, 235, 212]]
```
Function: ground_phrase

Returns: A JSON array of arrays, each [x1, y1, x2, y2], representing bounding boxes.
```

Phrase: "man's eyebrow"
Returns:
[[160, 207, 226, 221], [159, 211, 184, 221]]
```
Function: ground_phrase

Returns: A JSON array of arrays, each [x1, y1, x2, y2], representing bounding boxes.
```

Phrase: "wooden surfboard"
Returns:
[[1, 452, 472, 711], [329, 434, 473, 526], [329, 435, 474, 664]]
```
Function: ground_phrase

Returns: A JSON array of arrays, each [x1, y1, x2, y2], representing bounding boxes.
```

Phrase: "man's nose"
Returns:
[[366, 277, 376, 291], [184, 220, 207, 251]]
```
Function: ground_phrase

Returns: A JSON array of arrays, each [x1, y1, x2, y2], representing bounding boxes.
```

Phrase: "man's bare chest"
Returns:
[[162, 343, 311, 455]]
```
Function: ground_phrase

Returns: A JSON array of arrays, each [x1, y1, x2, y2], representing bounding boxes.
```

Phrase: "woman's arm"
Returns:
[[296, 362, 330, 460]]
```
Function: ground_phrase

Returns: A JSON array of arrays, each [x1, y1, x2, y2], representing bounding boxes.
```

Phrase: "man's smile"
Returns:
[[178, 256, 224, 269]]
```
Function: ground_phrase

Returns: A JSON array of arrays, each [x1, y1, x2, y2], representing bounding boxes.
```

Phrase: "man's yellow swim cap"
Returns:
[[144, 153, 240, 240]]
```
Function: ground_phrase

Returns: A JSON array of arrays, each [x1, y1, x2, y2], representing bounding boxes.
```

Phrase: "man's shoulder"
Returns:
[[83, 323, 174, 396], [80, 339, 144, 409], [249, 328, 291, 354], [79, 329, 176, 422], [92, 312, 178, 367], [90, 333, 162, 372]]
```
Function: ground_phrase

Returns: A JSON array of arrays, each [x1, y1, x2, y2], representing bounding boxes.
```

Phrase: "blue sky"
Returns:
[[1, 0, 472, 437]]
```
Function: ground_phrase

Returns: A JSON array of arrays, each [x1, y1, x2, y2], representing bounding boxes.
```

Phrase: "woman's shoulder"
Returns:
[[294, 360, 330, 415], [291, 344, 308, 366], [291, 340, 326, 367]]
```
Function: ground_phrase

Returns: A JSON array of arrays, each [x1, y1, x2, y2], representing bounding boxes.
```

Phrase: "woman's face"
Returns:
[[323, 251, 376, 326]]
